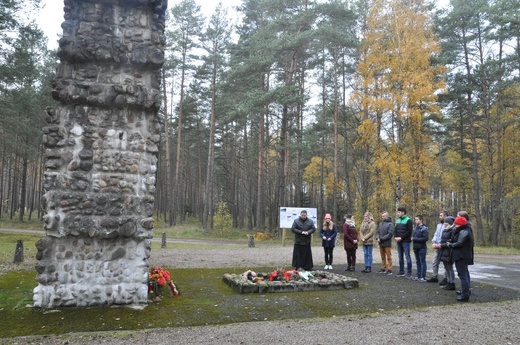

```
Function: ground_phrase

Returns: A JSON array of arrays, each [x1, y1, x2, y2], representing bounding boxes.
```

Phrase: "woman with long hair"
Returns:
[[343, 214, 358, 271], [319, 213, 337, 270], [360, 212, 377, 273]]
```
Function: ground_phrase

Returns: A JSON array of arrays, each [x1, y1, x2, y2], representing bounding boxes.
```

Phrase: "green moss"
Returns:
[[1, 267, 519, 338]]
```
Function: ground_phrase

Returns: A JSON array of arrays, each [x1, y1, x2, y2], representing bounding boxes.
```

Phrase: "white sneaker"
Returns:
[[329, 265, 333, 270], [324, 265, 329, 269]]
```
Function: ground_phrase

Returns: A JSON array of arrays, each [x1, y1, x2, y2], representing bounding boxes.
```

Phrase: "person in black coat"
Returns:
[[436, 216, 456, 290], [443, 216, 474, 302], [291, 210, 316, 270], [411, 215, 429, 282]]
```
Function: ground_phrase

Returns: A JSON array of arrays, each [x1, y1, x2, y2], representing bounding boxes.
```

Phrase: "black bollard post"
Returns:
[[13, 239, 24, 263], [161, 232, 167, 248]]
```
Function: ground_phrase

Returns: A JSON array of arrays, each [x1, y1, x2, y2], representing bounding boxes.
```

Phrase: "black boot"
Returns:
[[361, 267, 367, 273], [426, 276, 438, 283], [457, 289, 471, 296], [443, 282, 456, 291], [366, 266, 371, 273], [456, 295, 469, 302], [351, 266, 355, 271]]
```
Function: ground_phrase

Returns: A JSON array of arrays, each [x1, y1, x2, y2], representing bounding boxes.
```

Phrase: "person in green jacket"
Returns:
[[394, 206, 413, 278]]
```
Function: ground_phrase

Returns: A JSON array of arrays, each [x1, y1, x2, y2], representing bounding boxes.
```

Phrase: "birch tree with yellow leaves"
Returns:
[[351, 0, 445, 214]]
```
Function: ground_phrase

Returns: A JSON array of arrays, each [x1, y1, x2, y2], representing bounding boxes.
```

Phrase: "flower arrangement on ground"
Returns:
[[149, 266, 180, 301], [241, 268, 318, 283]]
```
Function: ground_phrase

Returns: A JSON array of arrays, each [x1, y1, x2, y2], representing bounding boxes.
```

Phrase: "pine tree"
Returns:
[[201, 4, 232, 230], [166, 0, 205, 225], [0, 24, 52, 221]]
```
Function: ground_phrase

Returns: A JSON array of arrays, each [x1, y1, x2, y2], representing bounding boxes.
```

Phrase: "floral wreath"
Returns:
[[242, 268, 317, 282]]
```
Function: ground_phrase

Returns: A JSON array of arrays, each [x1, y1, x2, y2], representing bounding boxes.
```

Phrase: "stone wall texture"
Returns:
[[34, 0, 167, 307]]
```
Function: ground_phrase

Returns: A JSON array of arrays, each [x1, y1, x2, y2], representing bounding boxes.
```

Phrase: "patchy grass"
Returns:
[[0, 232, 42, 263], [149, 241, 228, 250], [155, 224, 268, 243], [0, 266, 519, 338], [138, 216, 282, 244], [0, 216, 43, 230], [3, 216, 520, 252], [474, 246, 520, 255], [2, 230, 519, 261]]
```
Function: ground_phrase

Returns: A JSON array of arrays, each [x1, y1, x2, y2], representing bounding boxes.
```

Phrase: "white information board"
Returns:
[[279, 207, 318, 229]]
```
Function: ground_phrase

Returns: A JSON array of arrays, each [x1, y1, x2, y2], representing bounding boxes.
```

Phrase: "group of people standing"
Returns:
[[290, 207, 475, 302], [431, 210, 475, 301]]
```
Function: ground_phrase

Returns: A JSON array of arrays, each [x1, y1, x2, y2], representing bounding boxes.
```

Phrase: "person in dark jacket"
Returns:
[[411, 215, 429, 282], [319, 213, 337, 270], [394, 206, 413, 278], [457, 210, 475, 293], [376, 211, 394, 274], [291, 210, 316, 270], [434, 216, 456, 290], [342, 214, 358, 271], [442, 216, 474, 302]]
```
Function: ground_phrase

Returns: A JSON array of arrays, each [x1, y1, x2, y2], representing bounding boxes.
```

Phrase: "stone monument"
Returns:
[[34, 0, 167, 307]]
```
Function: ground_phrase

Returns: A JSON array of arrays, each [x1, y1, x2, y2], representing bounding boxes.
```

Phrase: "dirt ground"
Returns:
[[2, 241, 520, 344]]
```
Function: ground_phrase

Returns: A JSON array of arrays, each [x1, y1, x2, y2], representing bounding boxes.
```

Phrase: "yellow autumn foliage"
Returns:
[[351, 0, 446, 213], [303, 156, 344, 200]]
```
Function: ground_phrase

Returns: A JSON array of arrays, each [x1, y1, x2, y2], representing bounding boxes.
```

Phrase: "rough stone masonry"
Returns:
[[34, 0, 167, 307]]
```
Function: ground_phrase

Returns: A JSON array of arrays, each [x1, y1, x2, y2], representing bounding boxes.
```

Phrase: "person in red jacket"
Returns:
[[342, 214, 358, 271], [442, 215, 474, 302]]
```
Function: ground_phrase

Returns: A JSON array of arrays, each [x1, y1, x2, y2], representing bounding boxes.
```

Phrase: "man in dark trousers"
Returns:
[[394, 206, 413, 278]]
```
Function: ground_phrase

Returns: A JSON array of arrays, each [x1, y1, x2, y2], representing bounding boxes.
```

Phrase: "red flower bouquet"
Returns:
[[150, 266, 170, 287], [149, 266, 180, 300]]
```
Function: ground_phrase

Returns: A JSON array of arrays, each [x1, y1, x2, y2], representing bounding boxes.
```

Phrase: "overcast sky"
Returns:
[[35, 0, 242, 50], [35, 0, 448, 50]]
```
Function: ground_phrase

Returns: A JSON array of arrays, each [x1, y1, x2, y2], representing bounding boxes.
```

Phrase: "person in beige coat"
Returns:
[[360, 211, 377, 273]]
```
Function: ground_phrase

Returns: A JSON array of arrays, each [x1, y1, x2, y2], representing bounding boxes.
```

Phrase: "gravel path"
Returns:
[[3, 243, 520, 344]]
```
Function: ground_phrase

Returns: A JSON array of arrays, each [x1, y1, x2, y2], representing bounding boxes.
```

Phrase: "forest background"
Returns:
[[1, 0, 519, 248]]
